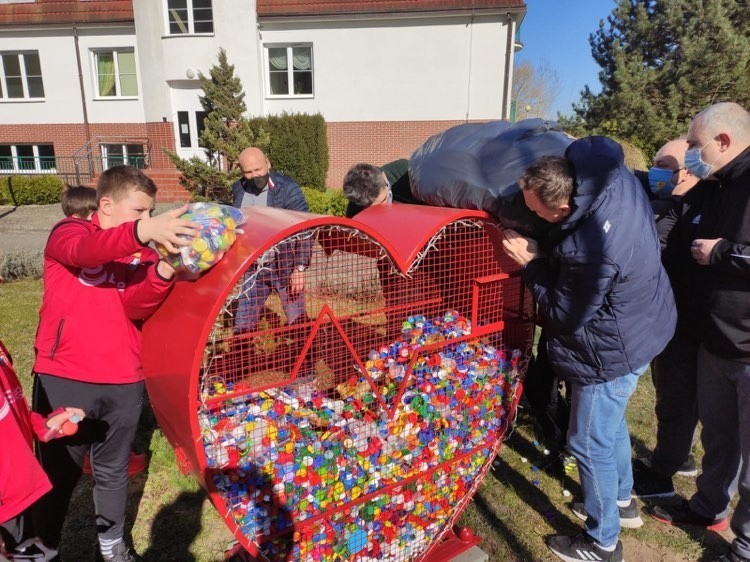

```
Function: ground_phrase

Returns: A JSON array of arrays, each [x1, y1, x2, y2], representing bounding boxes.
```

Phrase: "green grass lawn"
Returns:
[[0, 279, 734, 561]]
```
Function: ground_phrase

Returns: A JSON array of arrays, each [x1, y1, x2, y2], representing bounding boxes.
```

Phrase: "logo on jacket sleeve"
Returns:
[[79, 265, 108, 287]]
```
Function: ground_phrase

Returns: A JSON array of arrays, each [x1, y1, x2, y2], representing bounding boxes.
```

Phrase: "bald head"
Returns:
[[653, 138, 698, 196], [655, 138, 688, 170], [239, 147, 270, 179], [687, 102, 750, 177]]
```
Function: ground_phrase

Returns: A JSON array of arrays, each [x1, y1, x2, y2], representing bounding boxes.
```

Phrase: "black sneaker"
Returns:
[[675, 454, 698, 477], [648, 498, 728, 531], [571, 498, 643, 528], [640, 453, 699, 477], [12, 538, 58, 561], [632, 458, 675, 498], [547, 533, 623, 562], [99, 541, 138, 562], [713, 551, 750, 562]]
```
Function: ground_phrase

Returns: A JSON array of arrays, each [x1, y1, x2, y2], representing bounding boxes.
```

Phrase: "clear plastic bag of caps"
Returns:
[[156, 203, 246, 274]]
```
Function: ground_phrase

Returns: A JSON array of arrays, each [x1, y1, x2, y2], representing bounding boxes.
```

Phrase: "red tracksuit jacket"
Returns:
[[33, 215, 173, 384], [0, 340, 62, 524]]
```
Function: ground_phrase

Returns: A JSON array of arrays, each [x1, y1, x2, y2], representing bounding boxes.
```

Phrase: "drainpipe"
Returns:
[[501, 12, 516, 120], [73, 25, 93, 178]]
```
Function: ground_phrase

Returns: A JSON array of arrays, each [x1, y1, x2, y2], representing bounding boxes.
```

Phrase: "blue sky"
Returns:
[[516, 0, 618, 117]]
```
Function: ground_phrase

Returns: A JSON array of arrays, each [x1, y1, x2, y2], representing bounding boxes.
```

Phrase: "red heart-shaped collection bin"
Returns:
[[143, 204, 534, 561]]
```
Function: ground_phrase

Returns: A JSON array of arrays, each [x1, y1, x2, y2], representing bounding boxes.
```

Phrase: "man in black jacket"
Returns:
[[649, 102, 750, 562], [632, 138, 703, 498], [502, 137, 676, 562], [231, 147, 311, 333]]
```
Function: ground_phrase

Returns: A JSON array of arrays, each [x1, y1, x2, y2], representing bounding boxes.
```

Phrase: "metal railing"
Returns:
[[71, 136, 153, 184], [0, 156, 88, 186]]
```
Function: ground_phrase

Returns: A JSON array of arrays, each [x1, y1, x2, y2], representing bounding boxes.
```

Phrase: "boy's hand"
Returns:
[[156, 258, 177, 280], [45, 407, 86, 436], [137, 204, 201, 254]]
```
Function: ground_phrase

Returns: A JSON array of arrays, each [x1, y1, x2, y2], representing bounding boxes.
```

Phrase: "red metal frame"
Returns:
[[142, 204, 534, 561]]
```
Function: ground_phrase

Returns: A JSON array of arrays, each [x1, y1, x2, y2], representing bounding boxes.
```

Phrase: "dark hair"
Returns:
[[61, 185, 98, 218], [342, 163, 387, 208], [96, 165, 157, 203], [519, 156, 574, 208]]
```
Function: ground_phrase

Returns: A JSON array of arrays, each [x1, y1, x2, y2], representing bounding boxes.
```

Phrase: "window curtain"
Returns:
[[269, 50, 288, 71], [97, 53, 116, 96], [292, 50, 311, 71]]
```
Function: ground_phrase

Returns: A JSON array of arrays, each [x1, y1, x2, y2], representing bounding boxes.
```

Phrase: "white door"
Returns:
[[170, 82, 209, 162]]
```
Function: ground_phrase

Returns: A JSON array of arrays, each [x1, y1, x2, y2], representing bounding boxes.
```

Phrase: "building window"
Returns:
[[0, 51, 44, 99], [0, 144, 55, 173], [166, 0, 213, 35], [93, 49, 138, 98], [100, 143, 145, 170], [266, 45, 313, 97]]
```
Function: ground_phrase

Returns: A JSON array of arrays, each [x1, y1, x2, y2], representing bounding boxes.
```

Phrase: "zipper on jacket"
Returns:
[[50, 319, 65, 359]]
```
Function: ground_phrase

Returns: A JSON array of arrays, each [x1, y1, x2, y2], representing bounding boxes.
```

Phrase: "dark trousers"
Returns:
[[0, 511, 27, 550], [690, 347, 750, 558], [32, 374, 144, 548], [651, 325, 699, 476], [524, 331, 570, 450]]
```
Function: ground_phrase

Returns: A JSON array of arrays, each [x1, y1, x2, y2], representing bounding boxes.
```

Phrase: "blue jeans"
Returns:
[[567, 365, 647, 547], [235, 272, 305, 333]]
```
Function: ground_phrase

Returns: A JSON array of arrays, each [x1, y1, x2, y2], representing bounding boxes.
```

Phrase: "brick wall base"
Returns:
[[325, 120, 481, 188]]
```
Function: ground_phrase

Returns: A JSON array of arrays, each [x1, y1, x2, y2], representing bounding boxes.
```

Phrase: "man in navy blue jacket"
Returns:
[[231, 147, 311, 333], [502, 136, 676, 562]]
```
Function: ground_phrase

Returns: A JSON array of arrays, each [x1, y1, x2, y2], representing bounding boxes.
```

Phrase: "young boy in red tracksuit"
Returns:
[[0, 339, 85, 562], [31, 165, 199, 562]]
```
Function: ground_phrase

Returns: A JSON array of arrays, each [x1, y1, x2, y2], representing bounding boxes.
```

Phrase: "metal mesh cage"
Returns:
[[143, 206, 534, 561]]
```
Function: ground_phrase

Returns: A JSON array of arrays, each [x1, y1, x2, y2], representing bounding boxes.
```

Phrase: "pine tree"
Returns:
[[167, 48, 269, 202], [560, 0, 750, 156]]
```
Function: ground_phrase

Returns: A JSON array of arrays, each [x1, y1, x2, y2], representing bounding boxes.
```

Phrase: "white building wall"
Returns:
[[0, 25, 144, 125], [258, 14, 511, 122], [133, 0, 264, 123], [78, 26, 144, 123]]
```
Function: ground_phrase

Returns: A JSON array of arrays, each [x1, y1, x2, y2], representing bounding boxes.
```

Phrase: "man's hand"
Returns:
[[691, 238, 721, 265], [289, 269, 305, 295], [136, 204, 201, 254], [502, 228, 542, 266]]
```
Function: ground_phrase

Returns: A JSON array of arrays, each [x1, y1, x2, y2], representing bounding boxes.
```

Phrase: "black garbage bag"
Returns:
[[409, 118, 573, 238]]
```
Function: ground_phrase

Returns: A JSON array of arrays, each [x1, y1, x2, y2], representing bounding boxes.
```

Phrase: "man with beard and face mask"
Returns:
[[231, 147, 311, 334], [648, 102, 750, 562]]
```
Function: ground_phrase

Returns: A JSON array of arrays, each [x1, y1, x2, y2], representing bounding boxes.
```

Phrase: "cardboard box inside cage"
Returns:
[[143, 204, 534, 561]]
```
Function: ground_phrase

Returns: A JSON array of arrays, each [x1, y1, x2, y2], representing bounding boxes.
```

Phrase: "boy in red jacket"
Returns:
[[0, 339, 85, 562], [31, 165, 200, 562]]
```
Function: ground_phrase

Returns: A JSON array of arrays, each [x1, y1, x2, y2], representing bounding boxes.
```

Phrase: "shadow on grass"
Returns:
[[125, 397, 159, 546], [629, 434, 654, 463], [471, 489, 538, 561], [140, 490, 206, 561], [490, 434, 580, 536]]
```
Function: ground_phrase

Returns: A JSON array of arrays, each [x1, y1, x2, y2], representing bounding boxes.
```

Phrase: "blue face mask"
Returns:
[[386, 186, 393, 204], [685, 145, 713, 179], [647, 167, 675, 194]]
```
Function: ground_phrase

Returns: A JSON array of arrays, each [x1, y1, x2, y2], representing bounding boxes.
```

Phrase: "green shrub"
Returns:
[[0, 250, 44, 281], [249, 113, 328, 191], [0, 175, 65, 206], [302, 186, 347, 216], [0, 175, 64, 206], [614, 138, 648, 171]]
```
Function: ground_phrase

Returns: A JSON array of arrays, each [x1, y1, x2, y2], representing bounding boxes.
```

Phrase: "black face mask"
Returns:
[[244, 173, 269, 194]]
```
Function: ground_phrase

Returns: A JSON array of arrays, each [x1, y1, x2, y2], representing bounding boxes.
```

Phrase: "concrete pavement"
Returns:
[[0, 204, 177, 254]]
